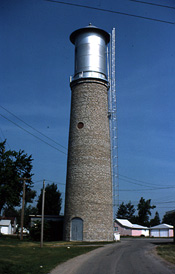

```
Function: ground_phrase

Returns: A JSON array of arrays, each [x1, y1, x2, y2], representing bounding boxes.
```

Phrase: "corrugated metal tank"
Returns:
[[70, 24, 110, 82]]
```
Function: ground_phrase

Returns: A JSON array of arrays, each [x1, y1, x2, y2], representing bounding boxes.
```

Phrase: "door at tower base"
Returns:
[[71, 217, 83, 241]]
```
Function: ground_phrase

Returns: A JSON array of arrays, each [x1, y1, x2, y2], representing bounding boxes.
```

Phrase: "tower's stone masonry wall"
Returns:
[[64, 79, 113, 241]]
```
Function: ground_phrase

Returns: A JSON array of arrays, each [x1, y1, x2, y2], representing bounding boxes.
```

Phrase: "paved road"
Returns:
[[51, 238, 175, 274]]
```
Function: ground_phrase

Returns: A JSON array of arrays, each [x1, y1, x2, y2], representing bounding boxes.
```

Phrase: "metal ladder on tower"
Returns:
[[108, 28, 119, 219]]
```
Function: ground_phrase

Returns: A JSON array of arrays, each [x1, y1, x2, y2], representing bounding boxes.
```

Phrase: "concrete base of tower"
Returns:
[[82, 231, 114, 242], [63, 203, 114, 242], [63, 218, 114, 242]]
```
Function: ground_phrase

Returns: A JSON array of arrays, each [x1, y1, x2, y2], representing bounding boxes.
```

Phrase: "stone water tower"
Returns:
[[64, 25, 113, 241]]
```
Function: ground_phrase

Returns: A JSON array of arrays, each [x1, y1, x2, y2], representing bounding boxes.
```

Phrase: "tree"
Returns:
[[30, 220, 52, 241], [25, 189, 36, 206], [3, 204, 38, 229], [37, 183, 62, 215], [23, 205, 38, 228], [0, 141, 34, 212], [3, 206, 19, 218], [150, 211, 161, 227], [137, 197, 156, 226], [162, 211, 175, 226], [116, 201, 135, 222], [163, 211, 175, 243]]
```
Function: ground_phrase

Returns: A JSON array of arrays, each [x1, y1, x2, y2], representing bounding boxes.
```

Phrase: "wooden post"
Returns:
[[20, 178, 31, 240], [40, 180, 45, 248], [20, 179, 26, 240]]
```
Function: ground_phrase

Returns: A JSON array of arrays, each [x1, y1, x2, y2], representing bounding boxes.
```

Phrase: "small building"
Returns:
[[0, 217, 17, 234], [29, 215, 64, 241], [0, 220, 12, 235], [150, 224, 174, 237], [114, 219, 149, 237], [132, 224, 149, 237]]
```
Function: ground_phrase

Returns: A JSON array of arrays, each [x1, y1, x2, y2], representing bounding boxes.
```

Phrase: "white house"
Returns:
[[0, 217, 17, 234], [0, 220, 12, 235], [150, 224, 174, 237], [114, 219, 149, 237]]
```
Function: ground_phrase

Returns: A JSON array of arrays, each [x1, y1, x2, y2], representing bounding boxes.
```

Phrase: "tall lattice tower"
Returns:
[[64, 25, 113, 241]]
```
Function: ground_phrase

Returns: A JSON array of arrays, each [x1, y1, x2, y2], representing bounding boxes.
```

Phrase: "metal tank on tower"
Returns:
[[64, 24, 113, 241]]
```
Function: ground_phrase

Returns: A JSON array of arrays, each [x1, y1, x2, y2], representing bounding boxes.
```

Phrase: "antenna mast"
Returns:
[[108, 28, 119, 218]]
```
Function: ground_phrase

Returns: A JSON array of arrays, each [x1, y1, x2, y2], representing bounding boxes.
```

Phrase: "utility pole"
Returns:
[[40, 180, 45, 248], [20, 179, 26, 240], [20, 178, 31, 240]]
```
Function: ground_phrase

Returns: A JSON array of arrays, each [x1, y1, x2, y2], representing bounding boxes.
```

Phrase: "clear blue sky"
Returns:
[[1, 0, 175, 220]]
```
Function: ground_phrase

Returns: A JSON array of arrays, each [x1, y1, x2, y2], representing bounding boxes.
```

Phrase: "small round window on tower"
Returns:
[[77, 122, 84, 129]]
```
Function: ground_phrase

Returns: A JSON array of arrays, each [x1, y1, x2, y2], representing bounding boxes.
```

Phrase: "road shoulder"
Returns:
[[50, 243, 118, 274]]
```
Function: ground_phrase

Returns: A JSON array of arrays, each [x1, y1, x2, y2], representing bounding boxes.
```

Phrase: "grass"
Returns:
[[156, 243, 175, 265], [1, 236, 174, 273], [0, 236, 103, 274]]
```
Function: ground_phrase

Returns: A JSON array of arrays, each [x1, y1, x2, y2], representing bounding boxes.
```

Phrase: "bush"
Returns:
[[29, 220, 51, 241], [29, 220, 63, 241]]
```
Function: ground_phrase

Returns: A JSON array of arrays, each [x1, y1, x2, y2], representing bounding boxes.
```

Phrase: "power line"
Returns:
[[119, 173, 156, 186], [118, 173, 175, 188], [0, 105, 67, 151], [45, 179, 66, 186], [0, 127, 11, 149], [0, 113, 67, 155], [33, 179, 66, 187], [130, 0, 175, 10], [120, 186, 175, 191], [33, 180, 43, 184], [155, 194, 175, 202], [34, 173, 175, 191], [155, 201, 175, 205], [155, 206, 175, 209], [118, 199, 175, 206], [45, 0, 174, 25], [119, 177, 158, 188], [2, 105, 174, 190]]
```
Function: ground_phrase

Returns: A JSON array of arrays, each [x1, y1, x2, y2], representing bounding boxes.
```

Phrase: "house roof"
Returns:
[[0, 217, 16, 225], [29, 215, 62, 218], [116, 219, 133, 228], [0, 220, 11, 226], [115, 219, 148, 229], [132, 224, 148, 229], [150, 223, 174, 229], [29, 215, 64, 221]]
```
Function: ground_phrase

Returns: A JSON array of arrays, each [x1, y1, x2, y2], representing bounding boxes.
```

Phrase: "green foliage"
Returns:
[[162, 211, 175, 243], [150, 211, 161, 227], [0, 141, 34, 212], [37, 183, 62, 215], [116, 201, 135, 222], [3, 206, 19, 218], [30, 219, 63, 241], [162, 211, 175, 226], [137, 197, 156, 226], [25, 190, 37, 205], [3, 205, 38, 228], [157, 244, 175, 264], [116, 197, 157, 227], [24, 205, 38, 228], [0, 237, 100, 274], [30, 220, 46, 241]]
